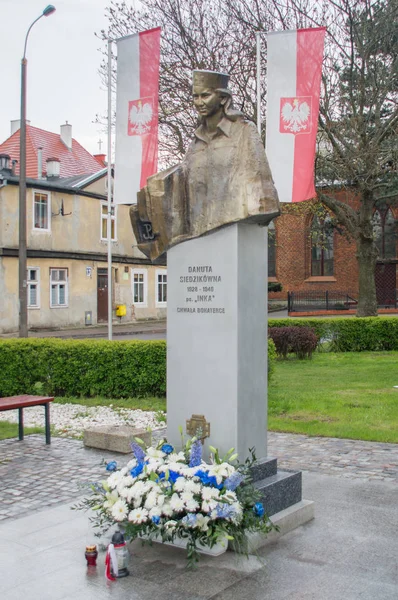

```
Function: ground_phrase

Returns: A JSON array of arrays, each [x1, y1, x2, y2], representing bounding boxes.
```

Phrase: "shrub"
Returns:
[[268, 316, 398, 352], [0, 337, 278, 398], [269, 326, 318, 359], [0, 339, 167, 398], [289, 327, 318, 359]]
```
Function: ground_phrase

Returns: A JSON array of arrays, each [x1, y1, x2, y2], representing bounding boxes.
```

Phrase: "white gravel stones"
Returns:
[[0, 403, 164, 438]]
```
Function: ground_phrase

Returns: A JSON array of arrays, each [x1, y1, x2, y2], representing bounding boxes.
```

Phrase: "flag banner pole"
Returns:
[[113, 27, 161, 205], [256, 31, 261, 136], [107, 39, 113, 341], [266, 27, 326, 203]]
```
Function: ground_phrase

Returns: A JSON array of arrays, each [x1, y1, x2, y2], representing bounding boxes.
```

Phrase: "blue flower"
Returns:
[[253, 502, 265, 517], [130, 442, 146, 463], [105, 461, 117, 472], [168, 470, 180, 484], [189, 439, 202, 467], [195, 469, 223, 489], [161, 443, 174, 455], [224, 472, 245, 491], [181, 513, 197, 527], [152, 515, 160, 525], [130, 462, 144, 478], [215, 503, 237, 519]]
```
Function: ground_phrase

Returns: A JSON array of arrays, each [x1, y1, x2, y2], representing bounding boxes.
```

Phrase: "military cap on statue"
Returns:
[[192, 70, 230, 90]]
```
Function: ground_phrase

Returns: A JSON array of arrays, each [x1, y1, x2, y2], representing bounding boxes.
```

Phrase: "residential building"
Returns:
[[0, 122, 166, 333]]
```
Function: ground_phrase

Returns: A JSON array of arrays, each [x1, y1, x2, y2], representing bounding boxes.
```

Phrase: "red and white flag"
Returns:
[[114, 27, 161, 205], [266, 28, 326, 203]]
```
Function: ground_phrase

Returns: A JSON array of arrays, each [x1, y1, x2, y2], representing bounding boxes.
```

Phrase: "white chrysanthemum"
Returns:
[[111, 500, 129, 521], [182, 466, 202, 478], [173, 477, 186, 492], [164, 519, 177, 530], [126, 459, 137, 470], [196, 514, 210, 531], [232, 501, 243, 522], [201, 487, 220, 501], [170, 493, 185, 513], [185, 498, 200, 512], [167, 461, 184, 473], [162, 501, 173, 517], [128, 507, 149, 524], [107, 471, 123, 489], [119, 486, 130, 499], [156, 494, 165, 507], [149, 506, 162, 519], [181, 491, 194, 504], [184, 480, 201, 495], [120, 467, 128, 476], [130, 481, 145, 499], [145, 461, 161, 474], [144, 491, 158, 510], [224, 490, 238, 502], [133, 497, 143, 509], [124, 475, 134, 487], [201, 499, 217, 514], [103, 490, 119, 508], [146, 447, 166, 459]]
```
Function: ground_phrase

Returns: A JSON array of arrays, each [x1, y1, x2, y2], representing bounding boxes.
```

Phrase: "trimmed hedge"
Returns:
[[0, 337, 278, 398], [0, 339, 167, 398], [268, 316, 398, 352]]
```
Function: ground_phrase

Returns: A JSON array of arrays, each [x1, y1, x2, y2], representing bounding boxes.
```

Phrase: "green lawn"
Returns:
[[268, 351, 398, 443], [2, 352, 396, 443], [0, 422, 43, 441]]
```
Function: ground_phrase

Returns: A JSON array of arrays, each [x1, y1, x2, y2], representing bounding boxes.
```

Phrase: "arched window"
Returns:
[[373, 208, 396, 259], [268, 221, 276, 277], [311, 214, 334, 276]]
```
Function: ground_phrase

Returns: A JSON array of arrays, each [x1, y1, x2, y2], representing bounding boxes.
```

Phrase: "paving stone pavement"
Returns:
[[0, 431, 396, 522]]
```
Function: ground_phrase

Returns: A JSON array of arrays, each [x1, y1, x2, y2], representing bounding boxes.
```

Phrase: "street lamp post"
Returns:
[[19, 5, 56, 337]]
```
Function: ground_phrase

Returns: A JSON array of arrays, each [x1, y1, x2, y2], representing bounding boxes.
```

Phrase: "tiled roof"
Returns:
[[0, 125, 102, 178]]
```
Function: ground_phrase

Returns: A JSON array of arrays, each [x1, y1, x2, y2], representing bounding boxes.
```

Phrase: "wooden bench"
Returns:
[[0, 395, 54, 444]]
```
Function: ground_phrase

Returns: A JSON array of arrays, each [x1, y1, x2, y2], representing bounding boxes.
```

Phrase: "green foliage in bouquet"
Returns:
[[74, 431, 277, 567]]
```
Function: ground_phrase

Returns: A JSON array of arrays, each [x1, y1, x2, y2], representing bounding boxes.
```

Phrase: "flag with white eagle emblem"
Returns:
[[114, 28, 161, 205], [266, 28, 326, 203]]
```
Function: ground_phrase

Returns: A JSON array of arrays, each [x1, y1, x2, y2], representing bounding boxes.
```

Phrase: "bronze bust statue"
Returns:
[[130, 70, 280, 260]]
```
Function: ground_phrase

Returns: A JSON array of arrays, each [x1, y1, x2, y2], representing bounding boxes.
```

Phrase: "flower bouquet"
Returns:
[[76, 433, 276, 567]]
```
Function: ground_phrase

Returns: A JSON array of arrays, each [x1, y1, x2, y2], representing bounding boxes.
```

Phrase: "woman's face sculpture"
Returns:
[[192, 86, 226, 118]]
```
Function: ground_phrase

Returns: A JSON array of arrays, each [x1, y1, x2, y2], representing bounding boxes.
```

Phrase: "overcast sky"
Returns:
[[1, 0, 112, 156]]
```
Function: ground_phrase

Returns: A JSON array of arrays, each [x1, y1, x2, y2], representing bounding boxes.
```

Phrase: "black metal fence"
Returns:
[[288, 289, 398, 312], [288, 290, 358, 312]]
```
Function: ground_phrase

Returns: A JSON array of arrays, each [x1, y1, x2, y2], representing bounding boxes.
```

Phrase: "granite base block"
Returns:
[[83, 425, 152, 453], [254, 470, 302, 517], [251, 457, 278, 481]]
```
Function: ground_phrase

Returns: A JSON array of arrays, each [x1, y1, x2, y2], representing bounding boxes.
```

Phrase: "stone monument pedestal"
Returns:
[[167, 223, 314, 537], [167, 223, 268, 460]]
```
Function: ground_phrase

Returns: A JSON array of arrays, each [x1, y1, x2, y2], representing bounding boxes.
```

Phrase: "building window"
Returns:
[[373, 208, 396, 259], [50, 268, 68, 307], [33, 191, 50, 230], [27, 268, 40, 308], [156, 270, 167, 305], [132, 269, 147, 306], [268, 221, 276, 277], [101, 203, 116, 241], [311, 214, 334, 276]]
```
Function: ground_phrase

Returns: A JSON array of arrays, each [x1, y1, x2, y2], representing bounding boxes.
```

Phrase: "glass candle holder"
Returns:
[[85, 545, 98, 566]]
